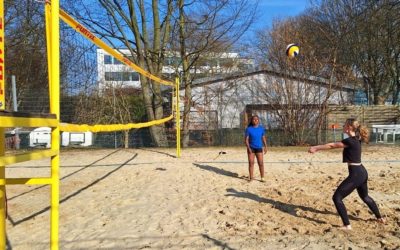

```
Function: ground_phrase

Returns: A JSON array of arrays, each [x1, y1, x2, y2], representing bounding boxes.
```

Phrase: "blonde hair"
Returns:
[[345, 118, 369, 143]]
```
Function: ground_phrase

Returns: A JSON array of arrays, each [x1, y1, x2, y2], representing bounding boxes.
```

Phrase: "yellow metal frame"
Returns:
[[0, 0, 61, 249], [0, 1, 6, 249], [0, 0, 4, 110], [0, 0, 181, 248]]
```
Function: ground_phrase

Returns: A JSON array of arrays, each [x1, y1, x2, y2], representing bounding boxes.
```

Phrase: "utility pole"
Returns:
[[11, 75, 20, 149]]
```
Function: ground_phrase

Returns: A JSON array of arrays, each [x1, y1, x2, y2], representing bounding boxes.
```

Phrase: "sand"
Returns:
[[4, 145, 400, 249]]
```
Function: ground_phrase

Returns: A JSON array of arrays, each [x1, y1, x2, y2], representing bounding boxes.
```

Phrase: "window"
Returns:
[[104, 55, 112, 64], [105, 72, 139, 81], [114, 59, 123, 65], [105, 72, 122, 81], [122, 72, 139, 81], [104, 55, 125, 65]]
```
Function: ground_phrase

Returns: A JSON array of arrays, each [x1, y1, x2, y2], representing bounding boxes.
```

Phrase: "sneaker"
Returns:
[[339, 225, 352, 231], [260, 177, 265, 182]]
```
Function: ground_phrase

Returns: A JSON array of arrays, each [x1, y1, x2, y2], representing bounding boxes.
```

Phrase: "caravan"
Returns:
[[29, 127, 51, 148], [29, 128, 94, 148], [61, 132, 93, 147]]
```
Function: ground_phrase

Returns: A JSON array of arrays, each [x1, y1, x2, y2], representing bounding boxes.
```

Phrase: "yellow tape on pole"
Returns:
[[57, 8, 173, 86]]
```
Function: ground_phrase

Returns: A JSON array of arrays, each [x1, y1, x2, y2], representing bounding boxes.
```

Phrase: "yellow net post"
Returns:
[[175, 77, 181, 158], [0, 0, 4, 111], [46, 1, 61, 249], [0, 0, 6, 248]]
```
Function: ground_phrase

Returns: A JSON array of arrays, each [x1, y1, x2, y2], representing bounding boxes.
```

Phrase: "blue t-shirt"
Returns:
[[245, 125, 265, 149]]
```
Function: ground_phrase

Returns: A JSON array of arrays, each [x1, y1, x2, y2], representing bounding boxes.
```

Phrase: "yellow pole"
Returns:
[[0, 0, 6, 248], [45, 3, 52, 99], [175, 77, 181, 158], [0, 0, 4, 110], [47, 1, 60, 249], [0, 130, 4, 250]]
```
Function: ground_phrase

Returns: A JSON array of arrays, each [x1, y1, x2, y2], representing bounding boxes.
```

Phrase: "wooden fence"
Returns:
[[326, 105, 400, 128]]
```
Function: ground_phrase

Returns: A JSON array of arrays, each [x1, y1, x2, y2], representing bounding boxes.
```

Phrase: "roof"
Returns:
[[190, 69, 356, 92]]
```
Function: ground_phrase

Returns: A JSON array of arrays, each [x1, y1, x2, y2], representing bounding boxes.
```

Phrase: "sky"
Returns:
[[251, 0, 312, 31]]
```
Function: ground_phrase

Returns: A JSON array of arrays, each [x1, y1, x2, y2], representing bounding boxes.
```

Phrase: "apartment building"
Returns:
[[96, 49, 254, 89]]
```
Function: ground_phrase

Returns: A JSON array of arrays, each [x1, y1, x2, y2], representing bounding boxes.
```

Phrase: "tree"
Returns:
[[4, 0, 98, 119], [73, 84, 146, 148], [314, 0, 400, 105], [254, 15, 353, 145], [4, 1, 48, 112], [66, 0, 174, 146], [251, 0, 399, 144], [175, 0, 257, 146]]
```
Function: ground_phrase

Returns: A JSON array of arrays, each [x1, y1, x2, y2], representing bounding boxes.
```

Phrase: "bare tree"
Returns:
[[73, 84, 146, 148], [254, 15, 353, 145], [66, 0, 174, 146], [4, 1, 48, 112], [4, 0, 98, 121], [316, 0, 400, 105], [175, 0, 258, 146]]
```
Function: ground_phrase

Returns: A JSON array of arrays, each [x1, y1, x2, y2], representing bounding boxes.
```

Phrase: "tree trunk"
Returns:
[[140, 75, 168, 147], [178, 0, 194, 147]]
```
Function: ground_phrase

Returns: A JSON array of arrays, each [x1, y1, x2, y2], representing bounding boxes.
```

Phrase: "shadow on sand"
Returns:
[[193, 163, 246, 180], [7, 153, 138, 227], [225, 188, 362, 225]]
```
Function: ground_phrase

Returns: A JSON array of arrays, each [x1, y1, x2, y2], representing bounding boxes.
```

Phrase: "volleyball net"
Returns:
[[57, 6, 178, 136], [53, 3, 179, 151]]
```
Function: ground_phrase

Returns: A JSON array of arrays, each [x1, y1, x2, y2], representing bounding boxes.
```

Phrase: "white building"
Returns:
[[189, 70, 356, 129], [97, 49, 141, 89], [96, 49, 254, 89]]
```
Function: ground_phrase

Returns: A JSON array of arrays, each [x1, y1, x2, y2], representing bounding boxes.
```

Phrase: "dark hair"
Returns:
[[248, 115, 259, 127], [345, 118, 369, 143]]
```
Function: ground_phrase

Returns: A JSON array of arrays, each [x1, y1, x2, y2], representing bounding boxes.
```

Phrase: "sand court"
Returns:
[[4, 146, 400, 249]]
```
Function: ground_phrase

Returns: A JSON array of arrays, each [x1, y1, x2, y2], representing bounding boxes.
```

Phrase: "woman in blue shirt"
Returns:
[[245, 115, 267, 182]]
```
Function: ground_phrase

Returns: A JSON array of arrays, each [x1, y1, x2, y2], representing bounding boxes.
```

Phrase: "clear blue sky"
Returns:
[[251, 0, 312, 31]]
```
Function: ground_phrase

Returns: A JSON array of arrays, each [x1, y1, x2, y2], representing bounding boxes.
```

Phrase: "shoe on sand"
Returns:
[[260, 177, 265, 182], [339, 225, 352, 231]]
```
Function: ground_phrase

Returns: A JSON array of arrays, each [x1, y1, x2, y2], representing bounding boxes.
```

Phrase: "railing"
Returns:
[[372, 124, 400, 144]]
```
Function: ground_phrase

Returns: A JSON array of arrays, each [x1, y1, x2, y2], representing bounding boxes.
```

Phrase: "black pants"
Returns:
[[332, 164, 382, 226]]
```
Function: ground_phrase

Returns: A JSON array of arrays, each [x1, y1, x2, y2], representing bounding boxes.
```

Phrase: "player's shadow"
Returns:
[[201, 234, 236, 250], [8, 149, 123, 201], [139, 148, 176, 158], [225, 188, 362, 224], [7, 153, 138, 226], [193, 163, 244, 179]]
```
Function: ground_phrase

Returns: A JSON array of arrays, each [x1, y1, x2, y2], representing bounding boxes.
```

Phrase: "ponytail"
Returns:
[[358, 125, 369, 144], [346, 118, 369, 143]]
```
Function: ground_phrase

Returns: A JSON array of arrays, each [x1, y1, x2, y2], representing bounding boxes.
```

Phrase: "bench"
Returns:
[[372, 124, 400, 144]]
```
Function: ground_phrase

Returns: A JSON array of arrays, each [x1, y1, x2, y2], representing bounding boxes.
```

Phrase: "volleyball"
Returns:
[[286, 43, 299, 58]]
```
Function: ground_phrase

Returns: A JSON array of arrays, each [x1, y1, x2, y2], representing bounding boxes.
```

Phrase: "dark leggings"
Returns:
[[332, 164, 382, 226]]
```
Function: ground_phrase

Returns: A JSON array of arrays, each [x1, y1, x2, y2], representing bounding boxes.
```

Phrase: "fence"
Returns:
[[4, 105, 400, 151]]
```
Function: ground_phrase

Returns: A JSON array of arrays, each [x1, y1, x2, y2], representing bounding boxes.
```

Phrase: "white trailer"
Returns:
[[61, 132, 93, 147], [29, 127, 51, 148]]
